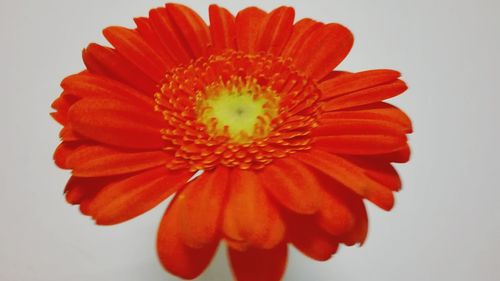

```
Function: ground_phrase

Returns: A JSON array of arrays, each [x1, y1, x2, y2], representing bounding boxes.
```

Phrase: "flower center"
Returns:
[[155, 50, 322, 171], [196, 78, 280, 143]]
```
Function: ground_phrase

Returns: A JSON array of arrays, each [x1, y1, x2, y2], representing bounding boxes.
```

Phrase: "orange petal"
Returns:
[[51, 93, 79, 125], [314, 118, 404, 136], [148, 8, 192, 64], [370, 144, 411, 163], [235, 7, 267, 53], [59, 126, 80, 142], [157, 194, 219, 279], [295, 150, 395, 210], [343, 157, 402, 191], [68, 98, 165, 149], [209, 4, 236, 51], [54, 142, 81, 169], [103, 26, 170, 82], [313, 119, 407, 155], [165, 3, 211, 58], [64, 175, 129, 216], [260, 158, 322, 214], [314, 135, 407, 155], [315, 179, 357, 235], [61, 72, 153, 107], [223, 169, 285, 249], [178, 167, 230, 248], [291, 23, 353, 80], [324, 79, 408, 111], [67, 145, 172, 177], [286, 214, 339, 261], [320, 102, 413, 133], [82, 43, 158, 93], [282, 18, 323, 58], [88, 167, 191, 225], [314, 173, 369, 245], [256, 6, 295, 55], [319, 69, 401, 100], [228, 244, 287, 281], [133, 17, 174, 64], [64, 176, 114, 204]]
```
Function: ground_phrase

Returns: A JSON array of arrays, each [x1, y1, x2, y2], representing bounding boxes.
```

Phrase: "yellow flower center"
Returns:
[[196, 78, 280, 143]]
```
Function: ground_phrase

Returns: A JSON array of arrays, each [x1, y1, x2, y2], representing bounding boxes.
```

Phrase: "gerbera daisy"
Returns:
[[51, 3, 411, 281]]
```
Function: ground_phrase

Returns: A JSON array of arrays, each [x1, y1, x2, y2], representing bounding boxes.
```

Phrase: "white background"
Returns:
[[1, 0, 499, 280]]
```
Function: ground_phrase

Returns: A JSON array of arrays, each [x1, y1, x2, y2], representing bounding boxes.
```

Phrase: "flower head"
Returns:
[[52, 3, 411, 280]]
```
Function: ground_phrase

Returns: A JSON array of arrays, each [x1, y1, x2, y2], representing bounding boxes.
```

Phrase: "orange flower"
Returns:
[[51, 3, 411, 281]]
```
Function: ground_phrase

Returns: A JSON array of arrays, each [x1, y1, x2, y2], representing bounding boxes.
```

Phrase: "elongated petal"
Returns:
[[235, 7, 267, 53], [314, 173, 368, 245], [51, 93, 79, 125], [256, 6, 294, 55], [370, 144, 411, 163], [315, 180, 357, 235], [157, 194, 219, 279], [64, 176, 114, 204], [291, 23, 353, 80], [314, 135, 407, 155], [314, 117, 404, 136], [83, 43, 158, 93], [313, 119, 407, 154], [324, 80, 408, 111], [178, 167, 230, 248], [319, 69, 401, 100], [165, 3, 211, 58], [134, 17, 173, 63], [54, 142, 80, 169], [209, 5, 236, 50], [282, 19, 323, 58], [149, 8, 192, 64], [228, 244, 287, 281], [343, 157, 402, 191], [68, 98, 165, 149], [223, 169, 285, 249], [295, 150, 394, 210], [67, 145, 172, 177], [61, 72, 153, 107], [320, 102, 412, 133], [64, 175, 128, 215], [59, 127, 80, 142], [88, 167, 191, 225], [260, 158, 322, 214], [286, 214, 339, 261], [103, 26, 170, 82]]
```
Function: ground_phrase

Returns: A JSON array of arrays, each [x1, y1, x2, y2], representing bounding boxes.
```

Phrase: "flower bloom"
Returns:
[[52, 3, 411, 281]]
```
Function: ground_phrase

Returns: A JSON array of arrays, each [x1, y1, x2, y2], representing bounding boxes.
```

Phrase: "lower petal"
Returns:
[[88, 167, 191, 225], [178, 167, 230, 248], [157, 194, 219, 279], [259, 158, 323, 214], [344, 157, 402, 191], [314, 173, 369, 245], [228, 243, 287, 281], [286, 213, 339, 261], [223, 169, 285, 249], [294, 150, 395, 210]]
